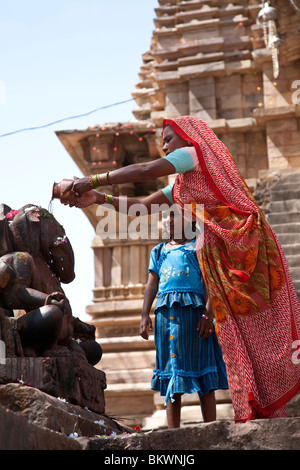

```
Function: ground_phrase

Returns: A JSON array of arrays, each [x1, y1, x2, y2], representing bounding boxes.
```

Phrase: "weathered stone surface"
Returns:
[[89, 418, 300, 451], [0, 403, 83, 450], [0, 383, 133, 450], [0, 356, 106, 414]]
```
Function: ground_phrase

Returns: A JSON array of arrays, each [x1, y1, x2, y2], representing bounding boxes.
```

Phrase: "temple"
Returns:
[[56, 0, 300, 428]]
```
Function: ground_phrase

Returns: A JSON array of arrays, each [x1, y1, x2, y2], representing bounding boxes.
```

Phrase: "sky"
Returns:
[[0, 0, 158, 321]]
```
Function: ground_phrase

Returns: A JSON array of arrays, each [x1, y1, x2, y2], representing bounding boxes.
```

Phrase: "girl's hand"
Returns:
[[197, 315, 214, 339], [67, 191, 105, 208], [139, 315, 153, 340]]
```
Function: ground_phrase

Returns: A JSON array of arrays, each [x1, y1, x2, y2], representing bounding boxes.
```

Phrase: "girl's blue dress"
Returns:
[[149, 239, 228, 406]]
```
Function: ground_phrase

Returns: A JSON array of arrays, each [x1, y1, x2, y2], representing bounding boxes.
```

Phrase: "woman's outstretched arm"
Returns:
[[64, 158, 176, 197]]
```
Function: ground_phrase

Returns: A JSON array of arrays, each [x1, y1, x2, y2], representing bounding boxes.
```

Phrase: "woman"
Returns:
[[63, 116, 300, 423]]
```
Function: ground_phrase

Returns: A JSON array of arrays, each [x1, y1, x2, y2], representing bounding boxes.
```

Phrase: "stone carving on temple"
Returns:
[[0, 203, 106, 413]]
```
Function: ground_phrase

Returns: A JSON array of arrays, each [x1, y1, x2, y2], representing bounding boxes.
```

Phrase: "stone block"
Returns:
[[182, 25, 219, 43], [289, 156, 300, 167], [0, 403, 82, 450], [0, 356, 106, 414], [165, 83, 189, 117], [0, 383, 126, 438], [93, 313, 143, 339], [104, 382, 155, 417], [267, 118, 298, 132], [0, 383, 132, 449]]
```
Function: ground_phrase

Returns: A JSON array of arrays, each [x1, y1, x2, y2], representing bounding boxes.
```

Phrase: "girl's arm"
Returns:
[[139, 270, 159, 340], [197, 282, 214, 339], [203, 282, 214, 320], [68, 187, 172, 214]]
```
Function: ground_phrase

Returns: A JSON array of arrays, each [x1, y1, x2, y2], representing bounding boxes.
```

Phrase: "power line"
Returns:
[[0, 96, 136, 138]]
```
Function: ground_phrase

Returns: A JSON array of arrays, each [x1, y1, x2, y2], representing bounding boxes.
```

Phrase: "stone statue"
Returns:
[[0, 203, 102, 366]]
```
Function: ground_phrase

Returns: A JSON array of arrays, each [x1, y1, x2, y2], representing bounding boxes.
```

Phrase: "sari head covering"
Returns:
[[163, 116, 300, 422]]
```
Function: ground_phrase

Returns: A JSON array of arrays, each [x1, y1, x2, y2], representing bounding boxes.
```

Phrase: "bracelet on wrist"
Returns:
[[104, 171, 111, 185], [202, 313, 213, 322], [90, 174, 101, 189], [104, 193, 114, 204], [91, 172, 112, 188]]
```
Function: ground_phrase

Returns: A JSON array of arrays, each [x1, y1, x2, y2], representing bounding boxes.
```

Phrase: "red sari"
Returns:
[[164, 116, 300, 422]]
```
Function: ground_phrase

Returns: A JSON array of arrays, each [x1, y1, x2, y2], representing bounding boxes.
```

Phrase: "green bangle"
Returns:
[[92, 174, 101, 188], [105, 194, 113, 204]]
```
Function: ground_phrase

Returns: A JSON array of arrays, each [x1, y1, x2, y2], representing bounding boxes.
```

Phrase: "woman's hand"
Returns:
[[62, 176, 93, 197]]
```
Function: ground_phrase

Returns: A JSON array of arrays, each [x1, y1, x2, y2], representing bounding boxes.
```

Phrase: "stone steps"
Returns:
[[267, 172, 300, 298], [269, 198, 300, 213], [271, 223, 300, 234], [99, 348, 235, 429], [286, 254, 300, 268], [98, 349, 156, 372], [268, 211, 300, 225], [97, 349, 157, 427], [276, 233, 300, 245], [99, 334, 155, 353], [278, 243, 300, 255], [270, 185, 300, 201], [105, 367, 154, 384]]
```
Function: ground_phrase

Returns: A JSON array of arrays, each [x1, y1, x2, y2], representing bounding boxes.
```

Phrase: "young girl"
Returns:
[[139, 209, 228, 428]]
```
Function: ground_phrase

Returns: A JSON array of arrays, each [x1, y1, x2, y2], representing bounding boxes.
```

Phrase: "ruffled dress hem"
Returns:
[[151, 368, 229, 407]]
